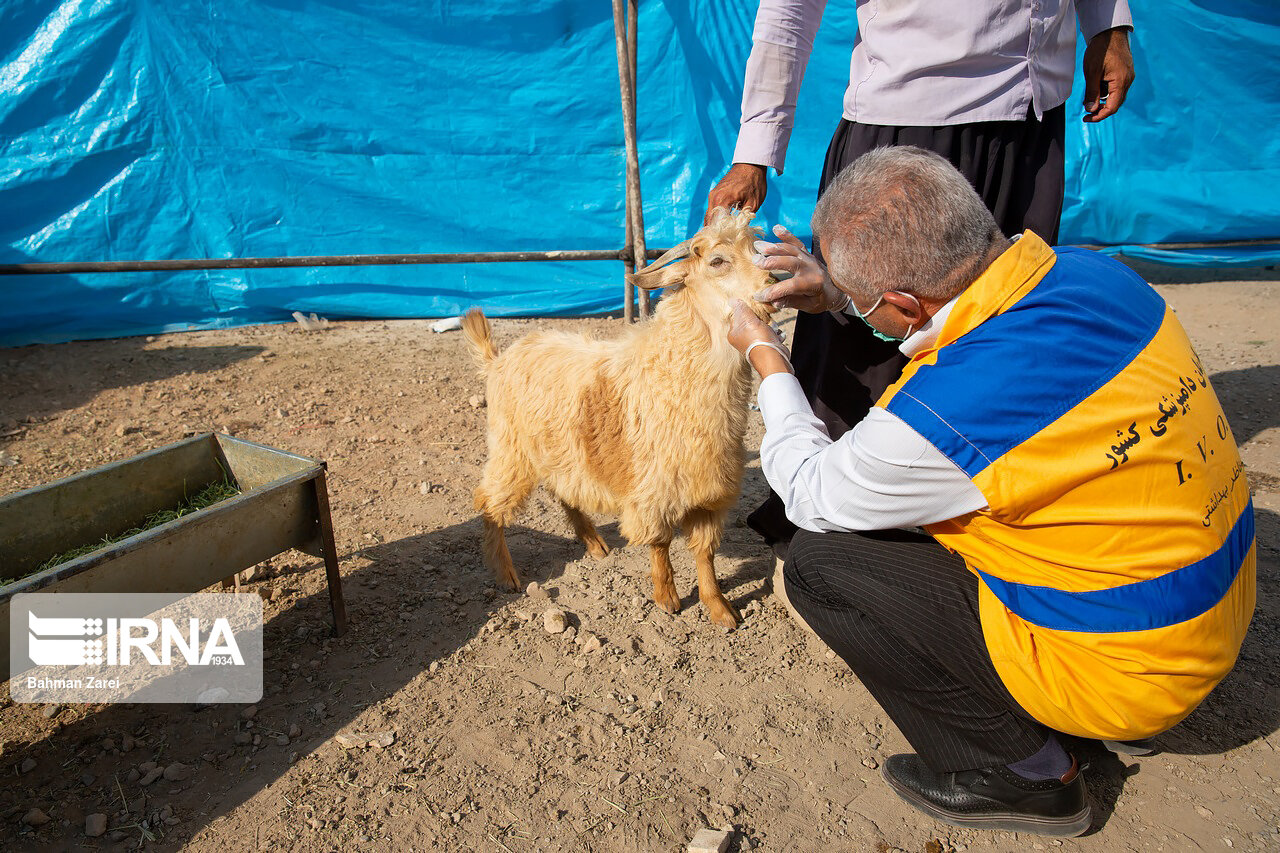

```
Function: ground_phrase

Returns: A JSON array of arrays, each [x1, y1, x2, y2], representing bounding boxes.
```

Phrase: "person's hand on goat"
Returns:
[[705, 163, 768, 225], [728, 300, 792, 378], [750, 225, 851, 314]]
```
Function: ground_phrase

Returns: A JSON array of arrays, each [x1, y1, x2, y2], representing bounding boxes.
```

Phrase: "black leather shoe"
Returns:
[[883, 753, 1091, 837]]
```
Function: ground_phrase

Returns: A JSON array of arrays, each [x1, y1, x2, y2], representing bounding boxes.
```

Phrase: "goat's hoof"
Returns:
[[706, 602, 739, 630], [496, 570, 522, 592], [585, 540, 610, 560], [653, 589, 681, 614]]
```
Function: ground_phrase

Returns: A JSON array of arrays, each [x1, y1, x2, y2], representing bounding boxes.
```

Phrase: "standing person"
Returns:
[[725, 146, 1255, 837], [707, 0, 1136, 548]]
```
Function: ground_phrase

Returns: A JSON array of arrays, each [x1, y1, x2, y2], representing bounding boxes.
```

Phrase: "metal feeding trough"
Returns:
[[0, 433, 347, 675]]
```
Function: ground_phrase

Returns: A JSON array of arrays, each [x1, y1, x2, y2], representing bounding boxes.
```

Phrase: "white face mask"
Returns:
[[850, 291, 920, 342]]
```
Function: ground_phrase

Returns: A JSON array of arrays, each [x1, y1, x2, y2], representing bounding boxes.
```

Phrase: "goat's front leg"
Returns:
[[648, 543, 681, 614], [685, 508, 738, 629]]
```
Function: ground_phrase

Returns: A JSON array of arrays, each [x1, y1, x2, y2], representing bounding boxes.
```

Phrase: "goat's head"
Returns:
[[626, 208, 780, 321]]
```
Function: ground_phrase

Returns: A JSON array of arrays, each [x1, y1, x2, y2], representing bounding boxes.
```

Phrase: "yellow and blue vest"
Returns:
[[879, 232, 1256, 739]]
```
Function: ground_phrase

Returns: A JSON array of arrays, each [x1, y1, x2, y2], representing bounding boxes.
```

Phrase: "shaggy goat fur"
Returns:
[[463, 209, 776, 628]]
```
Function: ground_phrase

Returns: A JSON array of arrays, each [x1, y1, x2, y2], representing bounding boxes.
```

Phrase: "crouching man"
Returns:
[[728, 146, 1255, 837]]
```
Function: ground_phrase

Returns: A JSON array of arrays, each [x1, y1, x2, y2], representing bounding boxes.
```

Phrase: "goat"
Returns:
[[462, 209, 777, 628]]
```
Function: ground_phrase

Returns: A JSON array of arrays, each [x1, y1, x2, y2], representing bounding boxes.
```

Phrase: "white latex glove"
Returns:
[[751, 225, 851, 314]]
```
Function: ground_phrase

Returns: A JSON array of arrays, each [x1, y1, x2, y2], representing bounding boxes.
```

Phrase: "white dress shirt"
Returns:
[[733, 0, 1134, 173], [757, 298, 989, 533]]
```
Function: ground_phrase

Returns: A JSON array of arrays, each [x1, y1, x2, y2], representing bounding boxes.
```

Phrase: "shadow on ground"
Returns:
[[1, 341, 265, 428], [2, 516, 518, 849], [2, 511, 778, 850]]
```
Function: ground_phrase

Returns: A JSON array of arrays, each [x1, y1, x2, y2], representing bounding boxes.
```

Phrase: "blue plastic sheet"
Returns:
[[2, 1, 1277, 346]]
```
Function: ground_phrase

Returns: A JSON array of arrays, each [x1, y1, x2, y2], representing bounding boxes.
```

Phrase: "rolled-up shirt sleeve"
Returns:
[[757, 372, 988, 532], [731, 0, 829, 174], [1076, 0, 1133, 41]]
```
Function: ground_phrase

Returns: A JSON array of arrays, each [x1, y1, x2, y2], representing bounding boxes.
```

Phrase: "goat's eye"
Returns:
[[709, 256, 728, 267]]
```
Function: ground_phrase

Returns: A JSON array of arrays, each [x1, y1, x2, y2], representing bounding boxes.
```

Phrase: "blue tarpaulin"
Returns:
[[2, 0, 1278, 346]]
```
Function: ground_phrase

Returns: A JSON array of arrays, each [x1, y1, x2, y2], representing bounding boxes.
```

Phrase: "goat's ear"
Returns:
[[626, 239, 692, 291], [628, 261, 687, 291]]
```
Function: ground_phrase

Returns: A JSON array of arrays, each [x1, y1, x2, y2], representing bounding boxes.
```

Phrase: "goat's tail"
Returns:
[[461, 307, 498, 371]]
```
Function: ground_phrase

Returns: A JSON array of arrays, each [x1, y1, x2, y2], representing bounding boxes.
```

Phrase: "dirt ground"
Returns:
[[1, 268, 1277, 852]]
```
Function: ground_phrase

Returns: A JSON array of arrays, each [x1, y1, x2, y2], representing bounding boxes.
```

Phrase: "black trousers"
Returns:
[[749, 107, 1066, 544], [783, 527, 1051, 772]]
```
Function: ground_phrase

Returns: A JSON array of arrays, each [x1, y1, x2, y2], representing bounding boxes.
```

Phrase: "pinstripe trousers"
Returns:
[[783, 526, 1051, 772]]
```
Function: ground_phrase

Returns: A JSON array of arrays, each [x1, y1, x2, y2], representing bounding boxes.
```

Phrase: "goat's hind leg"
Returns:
[[561, 502, 610, 559], [474, 458, 536, 592], [685, 508, 738, 629]]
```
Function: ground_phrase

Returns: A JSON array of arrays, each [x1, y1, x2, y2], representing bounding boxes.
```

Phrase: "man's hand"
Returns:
[[1082, 27, 1135, 123], [728, 300, 792, 377], [706, 163, 768, 224], [751, 225, 850, 314]]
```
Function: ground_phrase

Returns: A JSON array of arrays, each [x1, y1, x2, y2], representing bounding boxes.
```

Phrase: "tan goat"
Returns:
[[462, 209, 777, 628]]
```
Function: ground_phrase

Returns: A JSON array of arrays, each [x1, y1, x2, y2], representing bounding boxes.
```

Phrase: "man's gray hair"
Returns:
[[811, 146, 1006, 303]]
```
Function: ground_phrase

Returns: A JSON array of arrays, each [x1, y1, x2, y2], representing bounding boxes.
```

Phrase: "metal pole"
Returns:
[[612, 0, 647, 322], [0, 249, 633, 275], [628, 0, 650, 317], [1075, 237, 1280, 251]]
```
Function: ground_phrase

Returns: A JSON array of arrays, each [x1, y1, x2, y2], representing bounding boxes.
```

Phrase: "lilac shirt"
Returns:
[[733, 0, 1133, 173]]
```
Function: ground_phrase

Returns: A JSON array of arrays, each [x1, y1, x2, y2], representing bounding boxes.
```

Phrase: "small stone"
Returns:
[[241, 705, 258, 720], [526, 581, 548, 600], [419, 481, 430, 495], [22, 808, 51, 827], [276, 734, 290, 746], [307, 817, 322, 830], [140, 767, 164, 786], [40, 704, 62, 719], [101, 738, 116, 752], [163, 762, 191, 782], [428, 661, 440, 673], [861, 756, 879, 769], [580, 632, 603, 653], [138, 760, 158, 774], [234, 732, 252, 745], [85, 813, 108, 837], [688, 827, 732, 853], [334, 730, 395, 749], [81, 772, 96, 786], [120, 734, 135, 752], [288, 723, 301, 738], [125, 769, 140, 784], [1195, 805, 1214, 819], [543, 608, 569, 634], [19, 757, 37, 774], [468, 394, 485, 409]]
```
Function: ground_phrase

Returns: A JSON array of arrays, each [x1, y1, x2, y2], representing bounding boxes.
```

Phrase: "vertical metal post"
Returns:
[[628, 0, 650, 317], [613, 0, 648, 322]]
